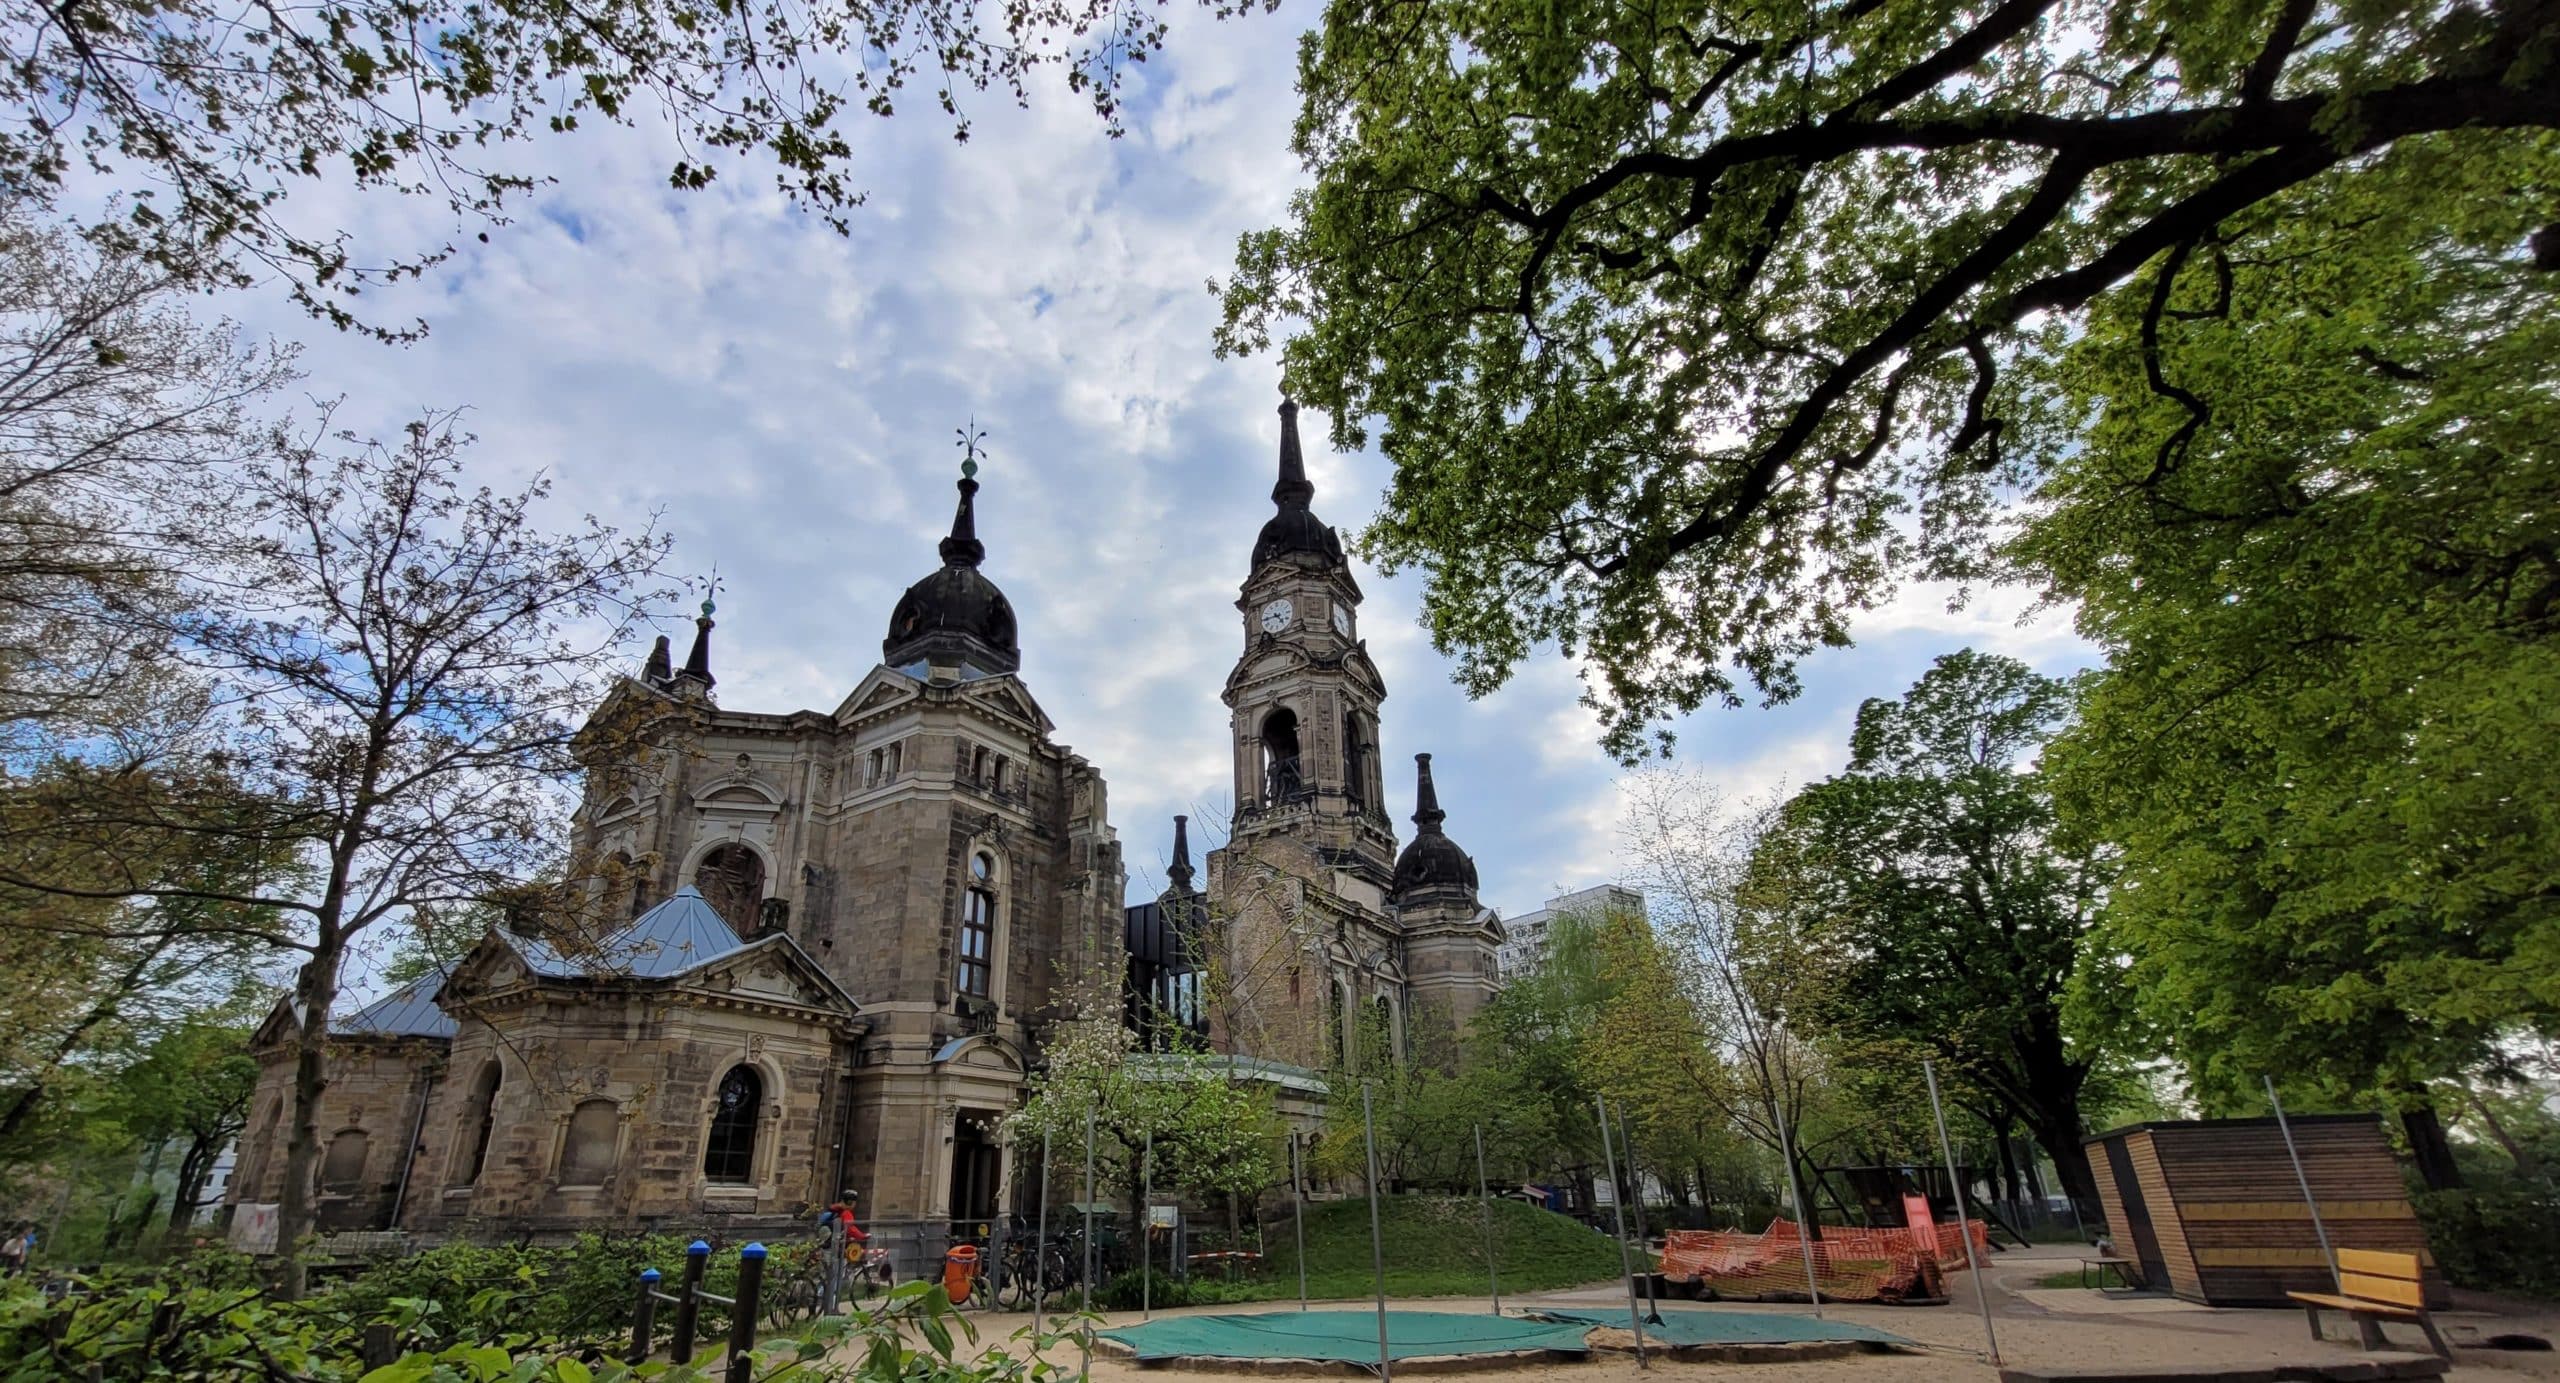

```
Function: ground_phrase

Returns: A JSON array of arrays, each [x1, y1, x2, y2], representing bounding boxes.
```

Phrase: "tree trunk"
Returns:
[[169, 1136, 216, 1232], [2464, 1089, 2541, 1180], [2400, 1104, 2466, 1191], [2029, 1116, 2104, 1225], [275, 944, 346, 1300]]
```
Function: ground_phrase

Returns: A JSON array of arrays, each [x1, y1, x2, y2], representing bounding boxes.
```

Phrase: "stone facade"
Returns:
[[1208, 402, 1503, 1075], [227, 405, 1505, 1247]]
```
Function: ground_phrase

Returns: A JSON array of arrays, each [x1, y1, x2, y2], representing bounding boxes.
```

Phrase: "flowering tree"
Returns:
[[1009, 1014, 1283, 1231]]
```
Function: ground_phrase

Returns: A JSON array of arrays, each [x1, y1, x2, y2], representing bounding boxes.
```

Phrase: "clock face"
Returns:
[[1260, 598, 1294, 634], [1331, 603, 1353, 637]]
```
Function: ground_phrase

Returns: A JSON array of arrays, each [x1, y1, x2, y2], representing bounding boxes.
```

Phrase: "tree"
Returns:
[[1747, 650, 2108, 1215], [1215, 0, 2560, 758], [2012, 128, 2560, 1184], [0, 206, 294, 756], [0, 414, 670, 1291], [0, 0, 1270, 336], [105, 1010, 263, 1235], [1009, 1013, 1283, 1231]]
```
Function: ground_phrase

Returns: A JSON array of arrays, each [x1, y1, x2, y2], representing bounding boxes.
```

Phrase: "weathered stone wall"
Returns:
[[409, 992, 848, 1236], [230, 1037, 443, 1232]]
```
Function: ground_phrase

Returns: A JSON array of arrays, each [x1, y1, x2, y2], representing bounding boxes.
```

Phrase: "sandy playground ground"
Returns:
[[880, 1244, 2560, 1383]]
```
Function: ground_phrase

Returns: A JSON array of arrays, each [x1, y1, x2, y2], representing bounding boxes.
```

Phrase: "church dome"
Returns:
[[884, 465, 1021, 676], [1252, 400, 1345, 573], [1392, 753, 1480, 897]]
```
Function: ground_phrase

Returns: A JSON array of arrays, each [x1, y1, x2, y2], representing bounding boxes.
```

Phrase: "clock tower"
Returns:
[[1222, 400, 1394, 882], [1206, 401, 1411, 1072]]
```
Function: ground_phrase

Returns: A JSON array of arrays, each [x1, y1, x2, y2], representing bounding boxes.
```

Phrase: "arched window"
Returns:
[[1261, 708, 1303, 805], [703, 1066, 763, 1184], [322, 1129, 370, 1192], [693, 843, 765, 933], [455, 1061, 501, 1186], [957, 852, 997, 998], [561, 1098, 620, 1184]]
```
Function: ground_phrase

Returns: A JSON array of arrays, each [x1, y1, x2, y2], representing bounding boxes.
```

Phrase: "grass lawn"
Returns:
[[1212, 1196, 1626, 1303]]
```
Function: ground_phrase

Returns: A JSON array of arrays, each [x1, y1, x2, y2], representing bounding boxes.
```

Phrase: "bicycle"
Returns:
[[991, 1232, 1071, 1310]]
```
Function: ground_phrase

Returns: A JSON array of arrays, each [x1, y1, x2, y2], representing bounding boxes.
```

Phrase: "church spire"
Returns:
[[1272, 398, 1314, 507], [1412, 752, 1446, 833], [1168, 814, 1195, 891], [642, 633, 673, 687], [678, 590, 716, 692]]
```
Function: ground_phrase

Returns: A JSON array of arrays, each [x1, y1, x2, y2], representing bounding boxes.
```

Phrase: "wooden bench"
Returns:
[[2288, 1249, 2449, 1359]]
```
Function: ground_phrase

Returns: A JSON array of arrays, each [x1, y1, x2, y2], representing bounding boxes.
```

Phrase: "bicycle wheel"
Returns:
[[992, 1251, 1029, 1310], [765, 1273, 816, 1330]]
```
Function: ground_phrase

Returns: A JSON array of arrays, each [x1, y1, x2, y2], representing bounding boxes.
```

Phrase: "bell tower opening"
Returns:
[[1261, 707, 1304, 806]]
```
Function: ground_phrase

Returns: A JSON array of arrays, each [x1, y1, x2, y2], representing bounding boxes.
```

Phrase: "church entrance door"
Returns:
[[948, 1110, 1000, 1238]]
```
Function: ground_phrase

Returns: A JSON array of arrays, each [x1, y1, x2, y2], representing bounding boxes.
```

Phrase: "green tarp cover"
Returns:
[[1533, 1307, 1913, 1347], [1097, 1309, 1593, 1362]]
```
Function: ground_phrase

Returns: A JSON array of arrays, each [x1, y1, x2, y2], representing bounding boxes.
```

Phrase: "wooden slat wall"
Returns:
[[2126, 1131, 2203, 1298], [2090, 1139, 2130, 1243], [2148, 1117, 2444, 1308]]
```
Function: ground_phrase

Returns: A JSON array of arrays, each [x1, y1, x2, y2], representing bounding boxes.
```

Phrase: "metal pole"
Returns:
[[1081, 1105, 1095, 1383], [1360, 1082, 1392, 1382], [1771, 1101, 1823, 1317], [1291, 1131, 1309, 1312], [1035, 1128, 1052, 1319], [1473, 1124, 1500, 1317], [1595, 1094, 1648, 1369], [2266, 1076, 2342, 1293], [1925, 1059, 2001, 1366], [726, 1242, 767, 1383], [630, 1268, 660, 1365], [1618, 1108, 1662, 1325], [1142, 1129, 1153, 1320]]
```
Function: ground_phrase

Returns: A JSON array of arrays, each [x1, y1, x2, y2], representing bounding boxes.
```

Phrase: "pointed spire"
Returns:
[[679, 591, 715, 689], [642, 633, 672, 686], [1168, 814, 1195, 891], [939, 463, 987, 568], [1272, 399, 1314, 508], [1412, 753, 1445, 834]]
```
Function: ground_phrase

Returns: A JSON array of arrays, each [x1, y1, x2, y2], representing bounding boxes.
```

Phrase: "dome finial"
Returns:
[[1412, 752, 1445, 833], [1273, 398, 1314, 508], [941, 421, 988, 568], [678, 573, 718, 693]]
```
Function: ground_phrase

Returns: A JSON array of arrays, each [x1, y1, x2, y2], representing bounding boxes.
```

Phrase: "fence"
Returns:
[[627, 1238, 771, 1383]]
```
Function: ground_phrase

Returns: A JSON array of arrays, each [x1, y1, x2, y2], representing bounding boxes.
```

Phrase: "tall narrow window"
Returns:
[[703, 1066, 762, 1184], [866, 748, 882, 787], [957, 852, 997, 997], [1344, 714, 1369, 807], [972, 745, 990, 784], [456, 1061, 501, 1186], [885, 742, 902, 778], [561, 1099, 620, 1183]]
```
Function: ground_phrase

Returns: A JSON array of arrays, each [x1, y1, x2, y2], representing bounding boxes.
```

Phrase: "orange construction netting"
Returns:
[[1656, 1218, 1991, 1304]]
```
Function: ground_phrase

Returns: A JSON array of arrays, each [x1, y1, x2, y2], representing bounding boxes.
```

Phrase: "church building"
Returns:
[[226, 405, 1504, 1248]]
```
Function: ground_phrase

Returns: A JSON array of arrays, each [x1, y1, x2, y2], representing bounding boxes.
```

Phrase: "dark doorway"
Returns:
[[948, 1110, 1001, 1235]]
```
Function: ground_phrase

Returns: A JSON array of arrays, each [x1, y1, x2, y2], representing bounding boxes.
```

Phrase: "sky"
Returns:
[[222, 4, 2093, 918]]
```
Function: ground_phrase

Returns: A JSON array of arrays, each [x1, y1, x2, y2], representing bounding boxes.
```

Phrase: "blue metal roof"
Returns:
[[512, 885, 747, 979], [338, 967, 457, 1038]]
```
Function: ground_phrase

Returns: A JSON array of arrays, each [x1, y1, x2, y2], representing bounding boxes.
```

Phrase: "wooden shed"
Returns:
[[2084, 1115, 2445, 1307]]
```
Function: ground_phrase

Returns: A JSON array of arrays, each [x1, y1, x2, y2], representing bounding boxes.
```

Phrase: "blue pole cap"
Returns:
[[688, 1239, 711, 1256], [741, 1242, 767, 1259], [641, 1268, 662, 1282]]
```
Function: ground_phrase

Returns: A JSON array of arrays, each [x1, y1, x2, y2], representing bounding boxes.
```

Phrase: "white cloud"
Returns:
[[213, 7, 2092, 922]]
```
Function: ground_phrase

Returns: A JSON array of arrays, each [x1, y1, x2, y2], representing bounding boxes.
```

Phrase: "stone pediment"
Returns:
[[958, 677, 1050, 736], [677, 935, 859, 1018], [837, 670, 919, 722], [931, 1034, 1025, 1075], [437, 930, 537, 1008], [250, 996, 299, 1052]]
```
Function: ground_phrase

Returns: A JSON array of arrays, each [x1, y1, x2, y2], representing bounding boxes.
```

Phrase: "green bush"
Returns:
[[315, 1231, 819, 1349], [2411, 1187, 2560, 1299], [1093, 1267, 1264, 1311]]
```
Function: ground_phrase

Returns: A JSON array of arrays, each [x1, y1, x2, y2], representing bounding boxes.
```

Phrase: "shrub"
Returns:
[[2411, 1188, 2560, 1299]]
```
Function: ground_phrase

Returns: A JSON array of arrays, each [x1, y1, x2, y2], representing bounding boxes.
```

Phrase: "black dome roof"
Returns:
[[1392, 753, 1479, 897], [883, 470, 1021, 675], [1253, 400, 1345, 573]]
